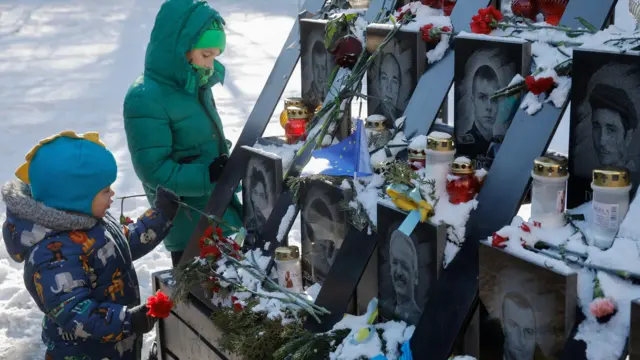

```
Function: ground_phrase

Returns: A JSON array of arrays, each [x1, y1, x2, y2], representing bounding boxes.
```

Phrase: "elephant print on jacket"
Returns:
[[50, 272, 86, 294], [97, 241, 117, 266]]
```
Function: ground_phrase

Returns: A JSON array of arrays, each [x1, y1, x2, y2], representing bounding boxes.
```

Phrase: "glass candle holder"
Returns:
[[630, 0, 640, 28], [443, 0, 456, 16], [590, 167, 632, 250], [538, 0, 568, 26], [275, 245, 303, 293], [408, 147, 426, 171], [285, 106, 309, 144], [280, 97, 305, 129], [365, 114, 392, 150], [530, 155, 569, 229], [446, 157, 478, 204], [511, 0, 539, 20], [426, 131, 455, 192]]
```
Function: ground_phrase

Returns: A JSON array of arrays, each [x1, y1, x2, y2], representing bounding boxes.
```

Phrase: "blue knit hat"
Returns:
[[16, 132, 117, 216]]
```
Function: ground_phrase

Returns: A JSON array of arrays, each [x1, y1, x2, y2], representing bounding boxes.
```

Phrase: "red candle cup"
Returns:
[[443, 0, 456, 16], [511, 0, 539, 20], [538, 0, 568, 25], [285, 106, 308, 144], [446, 157, 479, 204]]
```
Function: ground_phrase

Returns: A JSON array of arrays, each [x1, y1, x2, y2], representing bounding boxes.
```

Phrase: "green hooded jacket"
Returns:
[[123, 0, 242, 252]]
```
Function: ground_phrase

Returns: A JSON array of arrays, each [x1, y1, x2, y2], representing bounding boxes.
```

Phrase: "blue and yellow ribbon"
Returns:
[[386, 184, 434, 236]]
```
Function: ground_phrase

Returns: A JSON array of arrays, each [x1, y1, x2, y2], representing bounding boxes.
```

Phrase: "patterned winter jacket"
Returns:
[[1, 180, 173, 360]]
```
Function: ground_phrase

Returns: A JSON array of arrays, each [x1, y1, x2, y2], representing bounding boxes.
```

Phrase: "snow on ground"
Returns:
[[0, 0, 305, 358], [0, 0, 635, 359]]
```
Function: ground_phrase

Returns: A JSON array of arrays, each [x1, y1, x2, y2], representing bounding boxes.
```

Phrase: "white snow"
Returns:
[[0, 0, 636, 358], [250, 142, 302, 173], [276, 205, 297, 242]]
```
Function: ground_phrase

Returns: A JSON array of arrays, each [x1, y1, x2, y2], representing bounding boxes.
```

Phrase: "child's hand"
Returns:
[[129, 303, 158, 334], [154, 186, 179, 221]]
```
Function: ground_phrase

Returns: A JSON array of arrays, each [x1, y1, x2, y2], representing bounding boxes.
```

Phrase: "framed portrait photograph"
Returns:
[[300, 19, 336, 109], [377, 202, 446, 325], [479, 243, 577, 360], [454, 37, 531, 171], [366, 24, 427, 123], [240, 146, 283, 238], [300, 179, 350, 285], [568, 49, 640, 209]]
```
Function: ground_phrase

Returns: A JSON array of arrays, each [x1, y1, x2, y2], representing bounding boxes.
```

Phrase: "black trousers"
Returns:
[[171, 251, 183, 267]]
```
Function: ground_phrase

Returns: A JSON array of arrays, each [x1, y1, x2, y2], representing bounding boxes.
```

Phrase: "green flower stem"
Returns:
[[224, 254, 329, 315], [499, 22, 595, 34], [522, 243, 640, 282]]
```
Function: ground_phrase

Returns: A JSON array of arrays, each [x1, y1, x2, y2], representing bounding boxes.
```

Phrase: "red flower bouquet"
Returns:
[[470, 6, 504, 35], [146, 290, 174, 319]]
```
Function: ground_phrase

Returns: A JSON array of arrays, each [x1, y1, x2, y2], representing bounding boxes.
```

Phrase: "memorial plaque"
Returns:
[[366, 25, 426, 122], [241, 146, 283, 238], [479, 243, 577, 359], [454, 37, 531, 170], [377, 202, 447, 325], [568, 49, 640, 209], [300, 179, 350, 284], [300, 19, 336, 109]]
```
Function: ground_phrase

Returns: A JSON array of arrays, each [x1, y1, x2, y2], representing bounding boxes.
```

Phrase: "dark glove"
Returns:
[[208, 154, 228, 182], [154, 186, 180, 221], [129, 303, 158, 334]]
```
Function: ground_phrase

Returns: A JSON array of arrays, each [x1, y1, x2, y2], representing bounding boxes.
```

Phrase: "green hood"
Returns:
[[144, 0, 226, 93]]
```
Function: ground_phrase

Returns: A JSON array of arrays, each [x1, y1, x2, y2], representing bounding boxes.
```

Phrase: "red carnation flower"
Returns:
[[525, 75, 555, 95], [520, 223, 531, 233], [332, 36, 363, 69], [420, 24, 452, 43], [470, 6, 504, 35], [231, 296, 244, 312], [146, 290, 174, 319], [491, 233, 508, 248], [200, 245, 221, 259], [215, 226, 223, 239]]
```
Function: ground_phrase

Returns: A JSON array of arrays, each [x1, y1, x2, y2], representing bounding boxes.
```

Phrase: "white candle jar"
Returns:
[[590, 167, 632, 250], [530, 155, 569, 229], [426, 131, 456, 192], [274, 245, 304, 293]]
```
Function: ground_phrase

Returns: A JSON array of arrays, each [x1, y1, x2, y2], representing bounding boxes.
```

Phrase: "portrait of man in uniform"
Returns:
[[454, 41, 528, 170]]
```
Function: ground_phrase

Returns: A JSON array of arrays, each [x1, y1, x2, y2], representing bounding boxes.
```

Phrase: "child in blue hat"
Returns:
[[2, 131, 180, 360]]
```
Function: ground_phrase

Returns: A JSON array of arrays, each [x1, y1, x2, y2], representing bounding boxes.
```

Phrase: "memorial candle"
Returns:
[[274, 245, 303, 293], [590, 167, 632, 250], [530, 155, 569, 229], [446, 157, 479, 204], [285, 106, 308, 144]]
